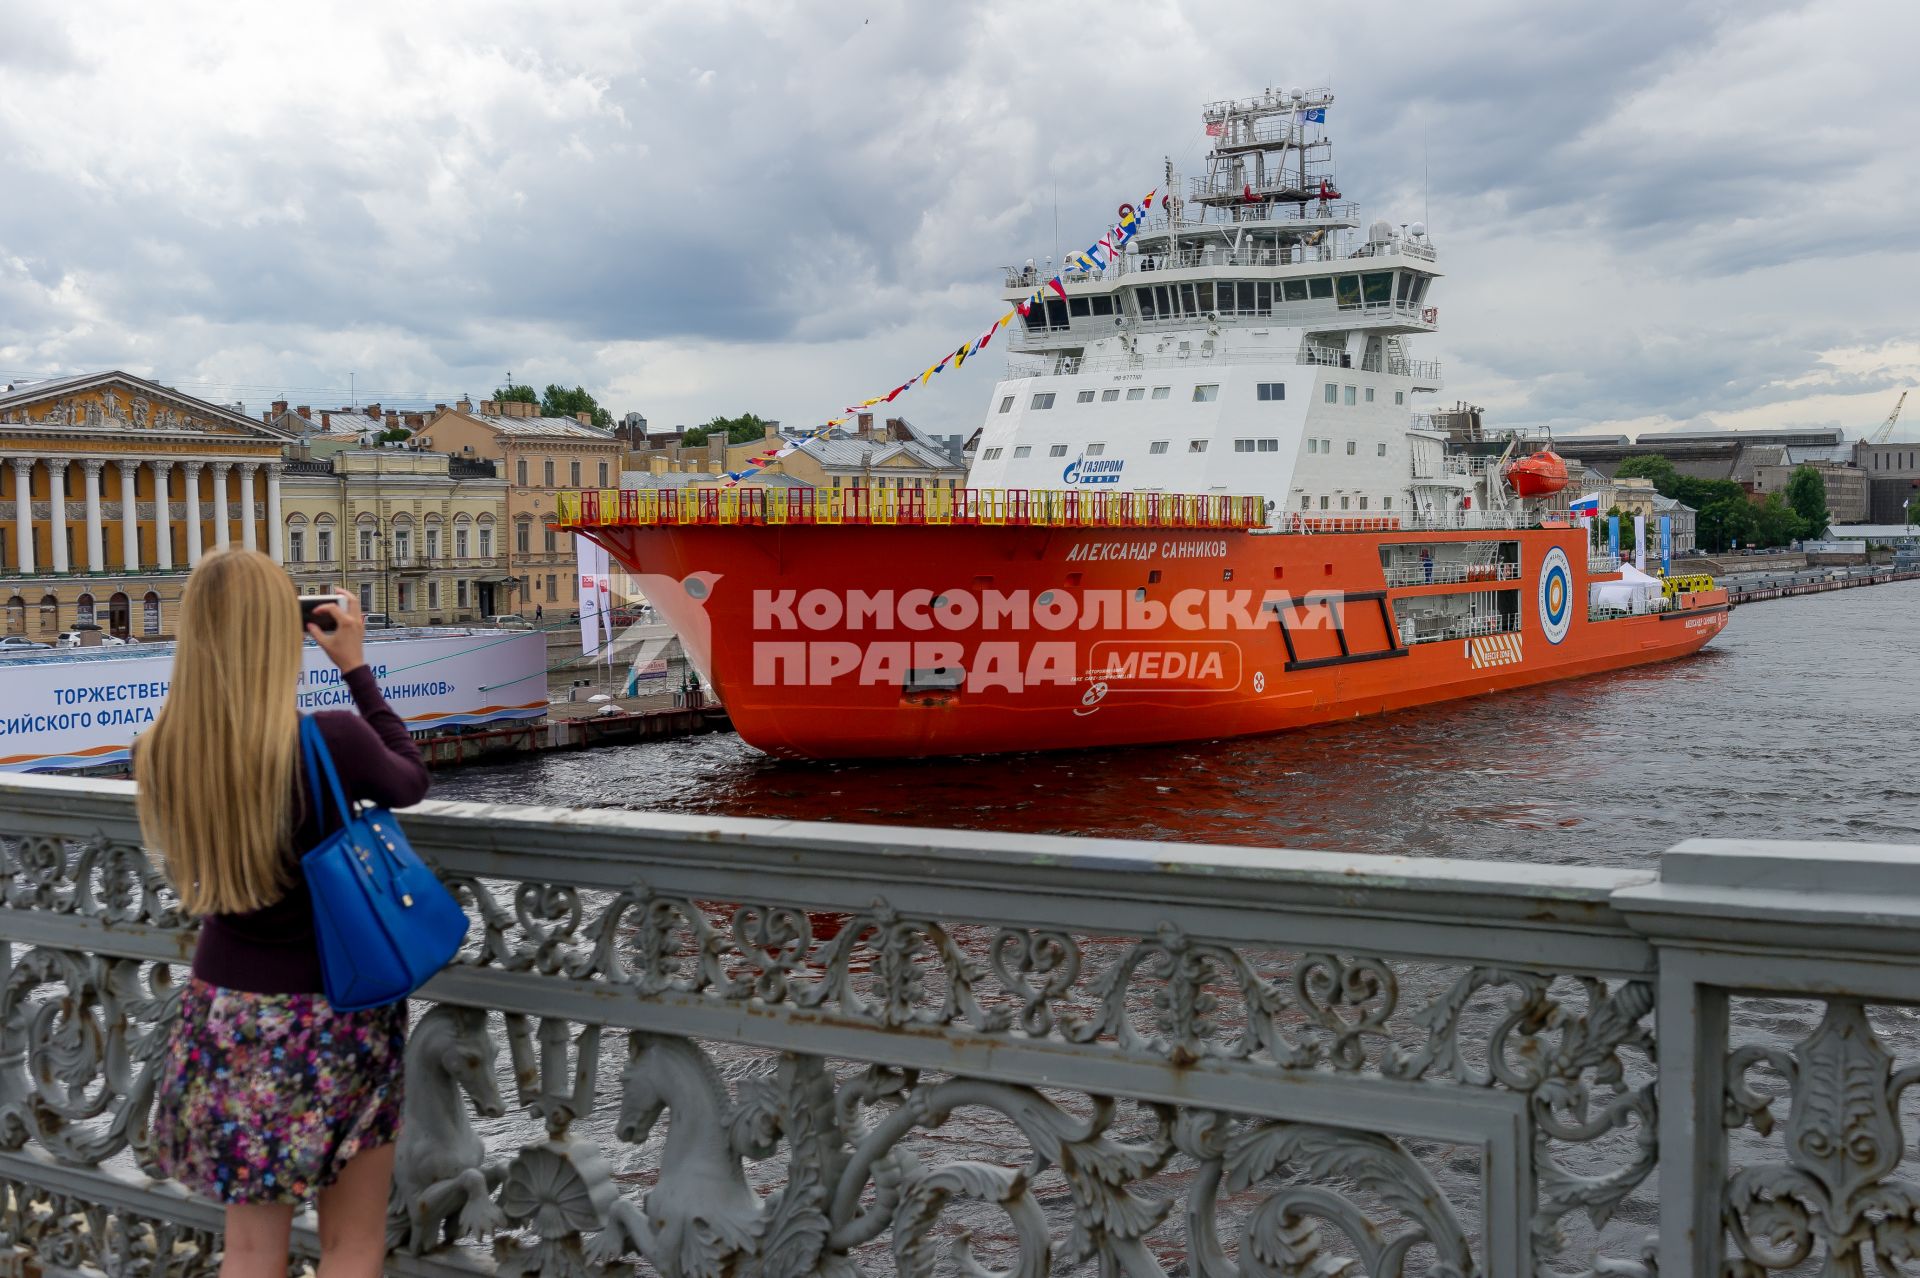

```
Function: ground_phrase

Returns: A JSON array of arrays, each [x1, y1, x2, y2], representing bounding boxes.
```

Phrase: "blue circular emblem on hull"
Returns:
[[1538, 547, 1572, 644]]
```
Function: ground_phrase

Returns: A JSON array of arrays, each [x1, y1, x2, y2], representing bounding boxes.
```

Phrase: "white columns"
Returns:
[[8, 458, 32, 574], [265, 464, 284, 564], [153, 461, 174, 571], [238, 463, 259, 552], [82, 459, 106, 573], [183, 462, 204, 565], [46, 458, 69, 575], [211, 462, 232, 550], [117, 460, 141, 570]]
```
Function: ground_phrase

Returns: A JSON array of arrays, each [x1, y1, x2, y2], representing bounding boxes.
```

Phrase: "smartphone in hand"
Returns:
[[299, 594, 347, 633]]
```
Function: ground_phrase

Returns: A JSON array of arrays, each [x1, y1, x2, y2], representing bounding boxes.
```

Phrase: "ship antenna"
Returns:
[[1422, 116, 1430, 234]]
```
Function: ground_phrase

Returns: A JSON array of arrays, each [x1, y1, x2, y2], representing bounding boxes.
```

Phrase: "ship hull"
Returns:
[[587, 522, 1729, 759]]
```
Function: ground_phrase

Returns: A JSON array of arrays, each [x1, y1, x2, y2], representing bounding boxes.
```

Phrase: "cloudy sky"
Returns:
[[2, 0, 1915, 439]]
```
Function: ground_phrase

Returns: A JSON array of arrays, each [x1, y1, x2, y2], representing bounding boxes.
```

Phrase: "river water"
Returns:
[[436, 582, 1920, 866]]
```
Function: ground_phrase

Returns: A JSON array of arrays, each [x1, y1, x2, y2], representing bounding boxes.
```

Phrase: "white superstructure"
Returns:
[[968, 87, 1470, 522]]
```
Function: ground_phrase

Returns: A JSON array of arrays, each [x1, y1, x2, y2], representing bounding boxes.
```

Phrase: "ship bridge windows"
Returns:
[[1363, 272, 1393, 305], [1283, 279, 1309, 303], [998, 396, 1014, 414], [1336, 275, 1363, 308], [1309, 277, 1333, 300], [1256, 382, 1286, 400], [1031, 393, 1056, 410]]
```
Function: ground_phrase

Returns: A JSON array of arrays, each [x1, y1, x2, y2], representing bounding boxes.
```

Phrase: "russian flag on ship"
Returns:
[[1568, 495, 1601, 519]]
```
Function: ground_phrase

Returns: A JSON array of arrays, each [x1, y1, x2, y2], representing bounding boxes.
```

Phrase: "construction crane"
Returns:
[[1868, 390, 1908, 444]]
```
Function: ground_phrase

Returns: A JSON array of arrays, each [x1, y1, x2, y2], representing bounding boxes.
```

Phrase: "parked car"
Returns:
[[483, 614, 535, 631], [363, 613, 396, 630], [0, 636, 51, 651], [54, 624, 124, 649]]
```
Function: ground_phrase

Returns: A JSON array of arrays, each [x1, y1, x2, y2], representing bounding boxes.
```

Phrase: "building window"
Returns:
[[999, 396, 1014, 414], [479, 527, 493, 557], [1325, 384, 1338, 403], [359, 529, 375, 560], [1189, 439, 1208, 453], [359, 583, 374, 612], [457, 580, 470, 607], [544, 527, 557, 554], [142, 592, 160, 636], [570, 460, 581, 487], [317, 529, 333, 563], [1102, 389, 1120, 402], [1192, 384, 1219, 402], [1049, 444, 1069, 457], [1365, 388, 1375, 403], [1347, 441, 1357, 455], [1345, 386, 1357, 405], [599, 461, 609, 486], [426, 529, 440, 560], [288, 530, 305, 562], [428, 581, 440, 610], [516, 522, 531, 554], [1077, 390, 1096, 403], [1395, 391, 1405, 405], [1126, 388, 1145, 401], [1378, 442, 1388, 457], [517, 459, 528, 485], [456, 527, 469, 557], [1086, 443, 1106, 456], [546, 573, 558, 599], [544, 459, 555, 486], [1013, 446, 1032, 458], [1031, 393, 1056, 410], [397, 583, 413, 612], [394, 528, 412, 560], [1149, 440, 1169, 454], [982, 447, 1003, 461], [1151, 386, 1171, 400]]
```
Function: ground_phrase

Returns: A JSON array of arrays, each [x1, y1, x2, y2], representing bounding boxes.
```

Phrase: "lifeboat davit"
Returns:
[[1505, 449, 1569, 499]]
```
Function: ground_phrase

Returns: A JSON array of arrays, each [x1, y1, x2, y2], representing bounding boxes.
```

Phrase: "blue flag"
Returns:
[[1659, 515, 1672, 575], [1301, 107, 1326, 124], [1608, 514, 1620, 557]]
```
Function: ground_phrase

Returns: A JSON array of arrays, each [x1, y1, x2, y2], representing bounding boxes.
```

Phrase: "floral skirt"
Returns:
[[152, 979, 407, 1205]]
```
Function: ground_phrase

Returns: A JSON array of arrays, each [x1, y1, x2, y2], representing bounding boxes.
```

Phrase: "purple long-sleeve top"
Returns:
[[191, 664, 431, 995]]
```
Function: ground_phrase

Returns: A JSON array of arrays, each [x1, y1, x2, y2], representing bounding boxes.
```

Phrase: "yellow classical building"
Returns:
[[0, 371, 293, 639], [278, 447, 510, 623]]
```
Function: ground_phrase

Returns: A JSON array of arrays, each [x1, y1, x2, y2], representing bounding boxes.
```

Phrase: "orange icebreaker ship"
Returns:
[[560, 87, 1728, 759]]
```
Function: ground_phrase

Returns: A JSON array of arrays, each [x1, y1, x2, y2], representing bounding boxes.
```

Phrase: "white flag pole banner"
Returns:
[[0, 630, 548, 773], [1633, 513, 1648, 571], [597, 547, 615, 652], [576, 534, 604, 658]]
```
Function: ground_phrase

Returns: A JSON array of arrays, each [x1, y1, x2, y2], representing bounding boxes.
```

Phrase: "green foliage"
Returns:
[[682, 414, 773, 448], [376, 426, 411, 443], [1751, 492, 1805, 547], [540, 384, 613, 430], [1908, 501, 1920, 526], [1697, 495, 1756, 553], [1615, 454, 1681, 495], [493, 383, 539, 404], [1784, 465, 1831, 539]]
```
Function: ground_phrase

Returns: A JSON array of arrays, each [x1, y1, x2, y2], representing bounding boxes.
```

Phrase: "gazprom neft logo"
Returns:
[[1063, 457, 1124, 485]]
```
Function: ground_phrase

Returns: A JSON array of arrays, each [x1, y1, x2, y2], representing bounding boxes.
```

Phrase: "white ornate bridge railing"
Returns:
[[1, 773, 1916, 1277]]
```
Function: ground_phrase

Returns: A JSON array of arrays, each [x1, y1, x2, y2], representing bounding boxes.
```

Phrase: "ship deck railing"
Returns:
[[1005, 341, 1440, 382], [554, 486, 1270, 532], [1382, 560, 1522, 588]]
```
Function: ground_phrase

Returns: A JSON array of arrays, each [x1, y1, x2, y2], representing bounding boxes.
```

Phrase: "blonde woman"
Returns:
[[136, 549, 430, 1277]]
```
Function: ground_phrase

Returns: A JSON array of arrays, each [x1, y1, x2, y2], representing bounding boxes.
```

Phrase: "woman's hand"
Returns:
[[309, 587, 368, 675]]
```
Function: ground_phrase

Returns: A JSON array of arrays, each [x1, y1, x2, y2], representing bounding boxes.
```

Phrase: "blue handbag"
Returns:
[[299, 715, 467, 1010]]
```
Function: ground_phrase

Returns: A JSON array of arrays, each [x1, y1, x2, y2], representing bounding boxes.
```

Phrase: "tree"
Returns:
[[1697, 495, 1756, 553], [1784, 465, 1831, 539], [494, 383, 538, 404], [1615, 454, 1681, 497], [681, 413, 773, 447], [1908, 500, 1920, 526], [541, 383, 613, 430], [1751, 493, 1805, 548]]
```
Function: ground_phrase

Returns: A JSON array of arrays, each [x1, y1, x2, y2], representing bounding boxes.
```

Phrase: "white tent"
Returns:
[[1589, 562, 1664, 614]]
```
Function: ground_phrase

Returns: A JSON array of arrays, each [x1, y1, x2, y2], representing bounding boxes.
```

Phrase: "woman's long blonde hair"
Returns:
[[135, 548, 304, 915]]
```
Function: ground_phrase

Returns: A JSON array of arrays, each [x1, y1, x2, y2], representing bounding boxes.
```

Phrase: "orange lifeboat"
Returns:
[[1505, 449, 1569, 499]]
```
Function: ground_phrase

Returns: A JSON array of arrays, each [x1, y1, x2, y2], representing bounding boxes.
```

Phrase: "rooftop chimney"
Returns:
[[455, 397, 472, 414], [296, 405, 311, 420], [479, 400, 500, 416], [321, 411, 332, 430], [271, 399, 288, 417], [575, 411, 592, 425], [364, 402, 381, 419]]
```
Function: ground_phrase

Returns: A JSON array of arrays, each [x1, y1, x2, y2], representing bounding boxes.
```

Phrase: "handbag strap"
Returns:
[[299, 715, 354, 831]]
